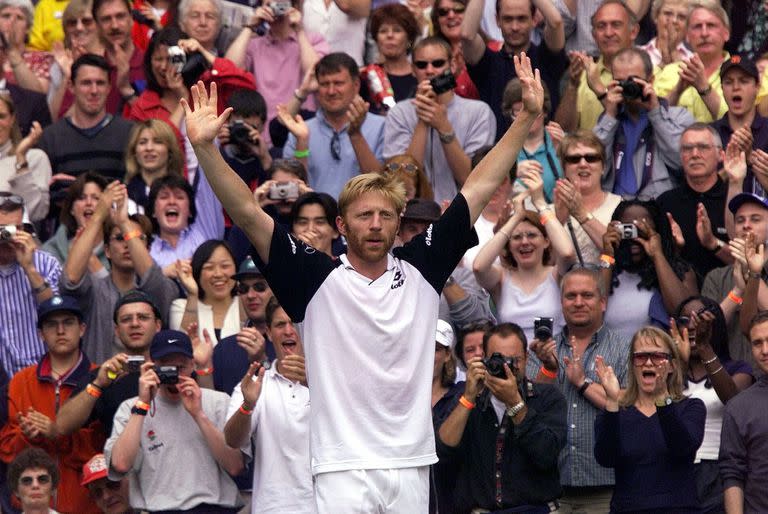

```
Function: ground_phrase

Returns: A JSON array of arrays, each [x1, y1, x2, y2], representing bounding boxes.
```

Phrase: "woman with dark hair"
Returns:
[[430, 0, 478, 99], [7, 447, 60, 513], [602, 199, 698, 339], [473, 172, 575, 343], [170, 239, 241, 345], [595, 326, 706, 513], [674, 298, 753, 513], [41, 172, 109, 271], [131, 0, 179, 51]]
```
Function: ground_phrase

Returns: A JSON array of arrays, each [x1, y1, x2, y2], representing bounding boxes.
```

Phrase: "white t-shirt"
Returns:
[[685, 376, 727, 462], [461, 213, 496, 270], [256, 195, 477, 475], [302, 0, 367, 65]]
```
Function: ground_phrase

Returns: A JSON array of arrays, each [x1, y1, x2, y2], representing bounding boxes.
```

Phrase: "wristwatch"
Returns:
[[14, 161, 27, 171], [506, 401, 525, 418], [577, 378, 593, 396], [438, 130, 456, 144], [31, 280, 50, 294], [654, 396, 673, 408]]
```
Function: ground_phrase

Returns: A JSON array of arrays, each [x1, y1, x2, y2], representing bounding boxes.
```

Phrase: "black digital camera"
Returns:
[[483, 352, 517, 379], [430, 70, 456, 95], [534, 317, 554, 341], [166, 45, 208, 87], [127, 355, 145, 373], [228, 120, 253, 147], [155, 365, 179, 385], [618, 78, 646, 101]]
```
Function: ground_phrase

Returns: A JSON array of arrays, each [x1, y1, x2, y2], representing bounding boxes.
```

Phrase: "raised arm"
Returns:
[[459, 0, 486, 65], [184, 82, 275, 264], [334, 0, 371, 18], [460, 53, 543, 224], [472, 196, 524, 293], [534, 0, 565, 52]]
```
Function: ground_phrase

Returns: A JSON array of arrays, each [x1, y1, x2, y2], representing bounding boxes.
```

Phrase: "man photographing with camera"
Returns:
[[436, 322, 566, 512], [593, 47, 694, 200]]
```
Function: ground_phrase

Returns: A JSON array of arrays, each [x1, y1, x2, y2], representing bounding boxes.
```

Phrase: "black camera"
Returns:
[[166, 45, 208, 87], [131, 9, 155, 27], [534, 317, 554, 341], [618, 78, 646, 101], [228, 120, 253, 147], [430, 70, 456, 95], [0, 225, 16, 241], [155, 365, 179, 384], [483, 352, 517, 379], [619, 223, 638, 239]]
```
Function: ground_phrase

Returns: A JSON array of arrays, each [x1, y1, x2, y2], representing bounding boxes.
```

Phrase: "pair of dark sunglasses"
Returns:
[[20, 474, 51, 486], [414, 59, 447, 70], [385, 162, 418, 174], [563, 153, 602, 164], [632, 351, 671, 366], [236, 282, 269, 294], [437, 5, 465, 16]]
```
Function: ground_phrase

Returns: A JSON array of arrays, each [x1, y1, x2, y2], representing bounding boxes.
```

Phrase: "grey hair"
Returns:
[[683, 122, 723, 148], [178, 0, 222, 27], [0, 0, 34, 29]]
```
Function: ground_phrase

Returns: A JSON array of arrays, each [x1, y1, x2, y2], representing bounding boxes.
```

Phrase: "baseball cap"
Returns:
[[232, 255, 263, 281], [720, 55, 759, 81], [402, 199, 441, 222], [113, 290, 161, 323], [81, 454, 108, 486], [37, 296, 83, 328], [728, 192, 768, 214], [149, 330, 193, 360], [435, 319, 455, 348]]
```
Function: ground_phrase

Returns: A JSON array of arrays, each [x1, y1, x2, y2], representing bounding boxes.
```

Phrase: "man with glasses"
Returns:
[[437, 322, 566, 512], [0, 295, 104, 513], [61, 180, 178, 363], [593, 47, 694, 200], [0, 192, 62, 378], [384, 36, 495, 203], [657, 123, 730, 283]]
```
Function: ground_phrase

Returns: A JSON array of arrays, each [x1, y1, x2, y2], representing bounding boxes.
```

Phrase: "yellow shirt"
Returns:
[[577, 57, 613, 131], [28, 0, 69, 51]]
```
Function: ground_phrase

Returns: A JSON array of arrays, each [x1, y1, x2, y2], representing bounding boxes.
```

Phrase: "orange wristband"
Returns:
[[540, 212, 552, 225], [458, 395, 475, 410], [239, 403, 254, 415], [540, 366, 557, 379], [86, 383, 102, 399], [123, 229, 143, 241], [728, 291, 743, 305], [195, 367, 214, 376], [135, 400, 150, 411], [600, 254, 616, 266]]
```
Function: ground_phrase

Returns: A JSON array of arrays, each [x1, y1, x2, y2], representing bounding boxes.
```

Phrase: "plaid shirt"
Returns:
[[527, 324, 630, 487]]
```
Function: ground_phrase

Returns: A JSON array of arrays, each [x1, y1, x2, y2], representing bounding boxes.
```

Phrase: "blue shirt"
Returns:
[[518, 132, 562, 202]]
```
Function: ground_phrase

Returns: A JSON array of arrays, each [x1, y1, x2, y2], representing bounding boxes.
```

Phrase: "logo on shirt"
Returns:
[[146, 430, 165, 452], [391, 268, 404, 289], [425, 224, 433, 247], [288, 234, 297, 255]]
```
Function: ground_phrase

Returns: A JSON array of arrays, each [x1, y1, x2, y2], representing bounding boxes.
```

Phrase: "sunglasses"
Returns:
[[236, 282, 269, 294], [20, 474, 51, 486], [385, 162, 418, 174], [632, 351, 671, 366], [0, 193, 23, 207], [437, 5, 466, 16], [88, 479, 122, 498], [563, 153, 602, 164], [414, 59, 447, 69]]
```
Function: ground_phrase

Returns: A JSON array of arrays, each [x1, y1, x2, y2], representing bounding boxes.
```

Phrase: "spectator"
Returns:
[[80, 453, 134, 514], [657, 123, 730, 285], [290, 192, 339, 257], [552, 131, 621, 265], [124, 119, 185, 214], [383, 154, 434, 200], [224, 297, 310, 513], [0, 0, 53, 94], [432, 319, 458, 408], [454, 319, 493, 374], [594, 326, 706, 512], [0, 193, 61, 378], [0, 295, 103, 513], [601, 200, 697, 339], [0, 60, 51, 140], [38, 54, 135, 183], [676, 297, 753, 513], [638, 0, 693, 67], [28, 0, 68, 52], [552, 0, 648, 55], [145, 174, 225, 272], [384, 36, 495, 204], [61, 181, 177, 363], [177, 0, 226, 56], [360, 4, 419, 114], [555, 0, 639, 132], [185, 54, 542, 510], [594, 47, 694, 199], [281, 52, 385, 199], [719, 311, 768, 513], [302, 0, 369, 65], [54, 290, 162, 438], [527, 267, 631, 511], [399, 198, 494, 330], [6, 448, 59, 514], [431, 0, 479, 100], [224, 0, 327, 135], [41, 172, 110, 270], [473, 173, 575, 342], [712, 56, 768, 196], [0, 96, 51, 222], [105, 330, 243, 512], [462, 0, 566, 139], [438, 322, 566, 511], [171, 239, 242, 345], [130, 0, 176, 52]]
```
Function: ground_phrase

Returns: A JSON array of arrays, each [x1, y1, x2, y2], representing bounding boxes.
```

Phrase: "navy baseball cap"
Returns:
[[728, 192, 768, 214], [37, 295, 83, 328], [232, 255, 263, 281], [150, 330, 193, 360], [720, 55, 760, 81]]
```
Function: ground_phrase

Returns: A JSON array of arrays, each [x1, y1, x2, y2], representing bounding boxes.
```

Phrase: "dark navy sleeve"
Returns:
[[394, 193, 478, 294], [254, 222, 340, 323]]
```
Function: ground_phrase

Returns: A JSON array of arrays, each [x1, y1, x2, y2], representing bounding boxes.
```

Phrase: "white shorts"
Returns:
[[314, 466, 429, 514]]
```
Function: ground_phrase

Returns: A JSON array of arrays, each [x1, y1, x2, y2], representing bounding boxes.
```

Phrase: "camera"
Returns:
[[269, 182, 299, 201], [127, 356, 145, 373], [0, 225, 17, 241], [271, 1, 291, 16], [167, 45, 186, 74], [131, 9, 155, 27], [228, 120, 253, 147], [618, 78, 646, 101], [483, 352, 517, 379], [430, 70, 456, 95], [619, 223, 638, 239], [166, 45, 208, 86], [155, 365, 179, 385], [534, 317, 554, 341]]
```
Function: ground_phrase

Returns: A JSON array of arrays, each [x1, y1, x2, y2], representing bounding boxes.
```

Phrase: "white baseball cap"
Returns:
[[435, 319, 455, 348]]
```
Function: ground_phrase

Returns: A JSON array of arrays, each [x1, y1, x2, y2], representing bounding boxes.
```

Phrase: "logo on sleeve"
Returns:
[[425, 224, 433, 246]]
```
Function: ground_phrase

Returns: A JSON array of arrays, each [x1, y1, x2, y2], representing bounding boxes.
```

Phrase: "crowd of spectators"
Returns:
[[2, 0, 768, 511]]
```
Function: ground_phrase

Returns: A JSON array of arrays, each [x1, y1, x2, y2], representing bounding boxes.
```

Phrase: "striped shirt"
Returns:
[[527, 324, 630, 487], [0, 250, 62, 377]]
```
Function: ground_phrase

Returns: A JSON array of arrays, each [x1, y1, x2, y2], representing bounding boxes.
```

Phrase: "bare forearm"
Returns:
[[179, 295, 199, 334], [296, 30, 319, 73], [349, 133, 382, 173], [24, 265, 54, 303], [333, 0, 370, 17], [534, 0, 565, 51], [724, 486, 744, 514], [9, 59, 45, 93], [740, 279, 758, 336], [442, 139, 472, 185], [700, 89, 722, 120], [110, 415, 144, 474], [55, 390, 97, 436], [578, 217, 609, 251], [194, 412, 243, 475], [405, 122, 428, 166], [224, 28, 252, 68], [653, 255, 696, 313], [726, 180, 743, 238], [624, 0, 650, 17], [223, 409, 252, 448], [472, 231, 509, 290], [65, 215, 105, 283], [554, 84, 579, 132], [437, 403, 471, 447]]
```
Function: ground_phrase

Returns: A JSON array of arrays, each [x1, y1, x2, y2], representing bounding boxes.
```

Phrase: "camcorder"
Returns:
[[430, 70, 456, 95]]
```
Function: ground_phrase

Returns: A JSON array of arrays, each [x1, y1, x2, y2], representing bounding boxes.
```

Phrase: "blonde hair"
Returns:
[[124, 120, 184, 184], [619, 326, 687, 408], [338, 173, 407, 217]]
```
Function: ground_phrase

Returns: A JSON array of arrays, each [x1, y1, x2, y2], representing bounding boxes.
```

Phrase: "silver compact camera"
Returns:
[[269, 182, 299, 200], [271, 1, 291, 16], [619, 223, 638, 239], [0, 224, 17, 241], [167, 45, 186, 74]]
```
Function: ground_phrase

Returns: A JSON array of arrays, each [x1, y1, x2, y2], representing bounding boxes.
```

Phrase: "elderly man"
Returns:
[[80, 453, 134, 513]]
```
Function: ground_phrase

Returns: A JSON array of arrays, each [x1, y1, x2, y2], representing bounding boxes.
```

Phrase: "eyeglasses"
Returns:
[[437, 5, 466, 16], [632, 351, 671, 366], [88, 479, 122, 498], [385, 162, 418, 174], [110, 233, 148, 243], [117, 313, 155, 324], [680, 143, 718, 154], [510, 231, 541, 242], [41, 317, 80, 330], [64, 16, 95, 28], [330, 132, 341, 161], [19, 474, 51, 486], [414, 59, 448, 69], [236, 282, 269, 294], [564, 153, 602, 164]]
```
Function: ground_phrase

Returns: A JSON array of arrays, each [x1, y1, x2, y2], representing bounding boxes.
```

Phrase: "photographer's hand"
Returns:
[[602, 80, 623, 118], [484, 364, 523, 408], [137, 361, 159, 403], [463, 357, 486, 400]]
